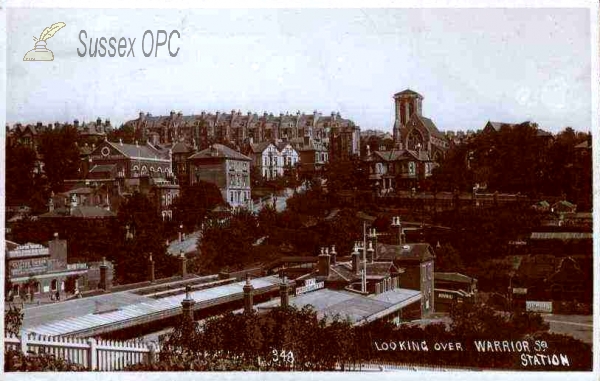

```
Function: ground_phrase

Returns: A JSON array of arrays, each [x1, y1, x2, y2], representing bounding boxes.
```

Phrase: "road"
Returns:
[[541, 314, 592, 344]]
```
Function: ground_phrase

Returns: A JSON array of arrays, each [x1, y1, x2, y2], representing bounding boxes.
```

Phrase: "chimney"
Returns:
[[279, 278, 290, 309], [99, 257, 111, 291], [148, 253, 155, 283], [181, 285, 195, 321], [330, 245, 337, 265], [243, 274, 254, 314], [367, 241, 375, 263], [352, 245, 360, 275], [139, 111, 144, 120], [170, 110, 176, 118], [180, 250, 187, 278], [318, 247, 330, 277], [96, 117, 102, 126]]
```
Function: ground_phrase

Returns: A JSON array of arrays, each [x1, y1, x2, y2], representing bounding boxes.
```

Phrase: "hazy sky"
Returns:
[[6, 8, 592, 132]]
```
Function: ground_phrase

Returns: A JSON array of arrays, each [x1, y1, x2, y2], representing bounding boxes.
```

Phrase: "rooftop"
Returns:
[[188, 144, 251, 161], [255, 287, 421, 326]]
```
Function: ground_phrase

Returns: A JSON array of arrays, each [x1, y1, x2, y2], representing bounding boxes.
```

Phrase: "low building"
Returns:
[[434, 272, 478, 313], [5, 237, 94, 301], [88, 139, 173, 180], [187, 144, 252, 208]]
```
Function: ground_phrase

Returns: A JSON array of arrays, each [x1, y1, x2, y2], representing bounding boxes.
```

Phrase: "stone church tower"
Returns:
[[392, 89, 423, 149], [391, 89, 448, 162]]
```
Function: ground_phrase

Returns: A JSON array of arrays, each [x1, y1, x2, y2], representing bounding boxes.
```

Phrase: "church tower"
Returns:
[[393, 89, 424, 148]]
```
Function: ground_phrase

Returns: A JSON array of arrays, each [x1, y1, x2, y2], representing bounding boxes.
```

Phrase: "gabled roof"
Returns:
[[188, 144, 251, 161], [249, 142, 274, 154], [486, 121, 516, 132]]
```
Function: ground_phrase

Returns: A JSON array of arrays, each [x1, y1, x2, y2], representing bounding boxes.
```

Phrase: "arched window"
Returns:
[[141, 165, 148, 175]]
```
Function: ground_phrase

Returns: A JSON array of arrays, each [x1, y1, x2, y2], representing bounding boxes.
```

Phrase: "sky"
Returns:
[[5, 7, 593, 133]]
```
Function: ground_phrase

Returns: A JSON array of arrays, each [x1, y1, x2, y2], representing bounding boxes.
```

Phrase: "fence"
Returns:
[[5, 331, 157, 371], [340, 361, 479, 372]]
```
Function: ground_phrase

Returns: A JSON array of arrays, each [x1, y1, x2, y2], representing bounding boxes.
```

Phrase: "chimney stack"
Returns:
[[148, 253, 155, 283], [367, 241, 375, 263], [280, 278, 290, 309], [318, 247, 330, 277], [330, 245, 337, 265], [181, 285, 195, 321], [243, 274, 254, 314], [352, 244, 361, 275], [99, 257, 111, 291], [180, 250, 187, 278]]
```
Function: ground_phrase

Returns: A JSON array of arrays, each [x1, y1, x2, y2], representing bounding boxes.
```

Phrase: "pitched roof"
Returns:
[[105, 141, 169, 161], [416, 115, 446, 140], [487, 121, 516, 132], [249, 142, 273, 154], [435, 272, 477, 284], [394, 89, 423, 98], [575, 140, 592, 149], [188, 144, 251, 161], [376, 243, 435, 262], [39, 206, 116, 218], [530, 232, 592, 240], [171, 141, 193, 154], [89, 164, 116, 173]]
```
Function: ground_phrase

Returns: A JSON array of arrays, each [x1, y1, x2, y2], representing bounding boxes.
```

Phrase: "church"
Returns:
[[392, 89, 449, 161], [363, 89, 449, 193]]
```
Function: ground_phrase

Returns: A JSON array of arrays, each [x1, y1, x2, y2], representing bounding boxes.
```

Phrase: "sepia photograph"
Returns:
[[1, 1, 598, 378]]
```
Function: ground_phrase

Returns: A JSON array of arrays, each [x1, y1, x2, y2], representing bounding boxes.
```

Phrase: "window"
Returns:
[[230, 192, 234, 203]]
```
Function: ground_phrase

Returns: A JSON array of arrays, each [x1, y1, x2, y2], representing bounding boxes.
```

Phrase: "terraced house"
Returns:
[[123, 109, 360, 161]]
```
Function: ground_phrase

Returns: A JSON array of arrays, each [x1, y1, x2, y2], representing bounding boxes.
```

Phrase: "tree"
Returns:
[[37, 125, 80, 192], [5, 144, 39, 206], [172, 181, 225, 232], [111, 192, 178, 283]]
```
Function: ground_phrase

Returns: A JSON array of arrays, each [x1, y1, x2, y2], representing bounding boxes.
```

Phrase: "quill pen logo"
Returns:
[[23, 22, 66, 61]]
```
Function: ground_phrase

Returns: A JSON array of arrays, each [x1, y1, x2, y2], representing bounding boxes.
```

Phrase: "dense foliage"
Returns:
[[37, 125, 81, 193], [125, 300, 591, 371], [432, 125, 591, 209]]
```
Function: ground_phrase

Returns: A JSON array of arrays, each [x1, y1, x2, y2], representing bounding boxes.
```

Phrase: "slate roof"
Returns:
[[254, 288, 421, 326], [249, 142, 273, 154], [434, 272, 477, 284], [530, 232, 593, 241], [89, 164, 116, 173], [415, 115, 445, 140], [188, 144, 251, 161], [171, 141, 193, 154], [39, 206, 116, 218], [376, 243, 435, 262], [105, 141, 169, 161], [487, 121, 516, 132]]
